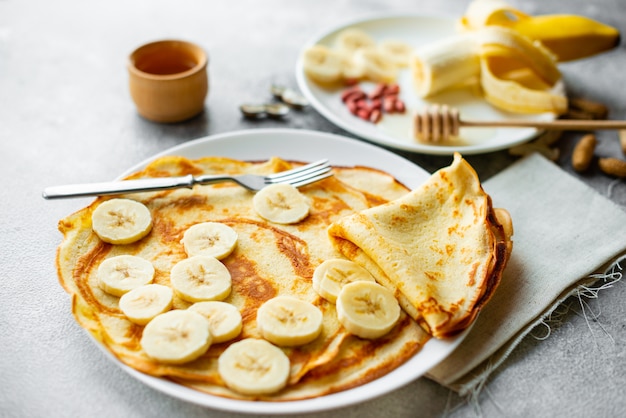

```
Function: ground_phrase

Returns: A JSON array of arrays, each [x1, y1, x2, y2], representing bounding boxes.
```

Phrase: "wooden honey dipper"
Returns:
[[414, 105, 626, 142]]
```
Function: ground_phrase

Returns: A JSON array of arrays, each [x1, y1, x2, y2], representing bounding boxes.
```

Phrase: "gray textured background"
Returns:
[[1, 0, 625, 417]]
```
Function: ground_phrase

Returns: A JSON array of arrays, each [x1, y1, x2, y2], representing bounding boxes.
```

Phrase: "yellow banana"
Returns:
[[511, 15, 621, 62], [461, 0, 620, 62]]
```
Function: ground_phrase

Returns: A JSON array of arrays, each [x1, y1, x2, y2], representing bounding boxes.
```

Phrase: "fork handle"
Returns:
[[42, 175, 196, 199]]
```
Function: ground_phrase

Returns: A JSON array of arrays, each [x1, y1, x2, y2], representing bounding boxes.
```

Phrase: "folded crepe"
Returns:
[[328, 153, 513, 338]]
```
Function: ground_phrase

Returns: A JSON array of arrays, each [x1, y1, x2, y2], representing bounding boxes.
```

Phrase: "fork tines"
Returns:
[[266, 159, 332, 186]]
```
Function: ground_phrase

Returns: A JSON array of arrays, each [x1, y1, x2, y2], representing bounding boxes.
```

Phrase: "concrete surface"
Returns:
[[1, 0, 625, 417]]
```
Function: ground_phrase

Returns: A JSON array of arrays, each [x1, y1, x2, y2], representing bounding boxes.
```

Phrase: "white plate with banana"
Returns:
[[85, 129, 470, 414], [296, 14, 557, 155]]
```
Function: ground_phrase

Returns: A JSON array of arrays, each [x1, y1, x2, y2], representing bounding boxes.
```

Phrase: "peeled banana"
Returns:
[[91, 198, 152, 244], [411, 33, 481, 98], [218, 338, 290, 395], [411, 25, 567, 115]]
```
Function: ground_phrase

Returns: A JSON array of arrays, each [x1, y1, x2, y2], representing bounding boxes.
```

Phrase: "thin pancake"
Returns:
[[328, 153, 513, 338], [56, 156, 429, 401]]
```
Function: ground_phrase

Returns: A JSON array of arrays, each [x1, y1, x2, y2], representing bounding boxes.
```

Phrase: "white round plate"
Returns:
[[108, 129, 468, 415], [295, 14, 556, 155]]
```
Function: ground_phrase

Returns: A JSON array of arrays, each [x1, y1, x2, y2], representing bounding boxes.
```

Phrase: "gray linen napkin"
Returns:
[[426, 153, 626, 395]]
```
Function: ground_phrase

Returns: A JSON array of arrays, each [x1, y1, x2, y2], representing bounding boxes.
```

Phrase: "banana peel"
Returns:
[[511, 14, 620, 62], [411, 27, 568, 115], [442, 0, 621, 115], [460, 0, 621, 62]]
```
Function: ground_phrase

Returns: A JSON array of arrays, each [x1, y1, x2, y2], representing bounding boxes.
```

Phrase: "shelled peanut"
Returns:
[[566, 98, 609, 120], [598, 158, 626, 178], [341, 83, 405, 124], [572, 134, 597, 172]]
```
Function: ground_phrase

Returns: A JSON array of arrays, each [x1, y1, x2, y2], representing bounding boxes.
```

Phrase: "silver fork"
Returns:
[[42, 159, 333, 199]]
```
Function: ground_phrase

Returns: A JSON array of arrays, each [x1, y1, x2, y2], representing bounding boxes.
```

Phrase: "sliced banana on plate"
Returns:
[[97, 254, 155, 297], [301, 44, 345, 84], [170, 255, 232, 303], [188, 301, 242, 343], [312, 259, 376, 303], [256, 296, 323, 346], [253, 183, 310, 224], [119, 284, 173, 325], [218, 338, 290, 395], [378, 39, 413, 68], [181, 222, 238, 260], [353, 47, 398, 84], [335, 28, 376, 54], [91, 198, 152, 245], [336, 281, 400, 339], [140, 309, 212, 365]]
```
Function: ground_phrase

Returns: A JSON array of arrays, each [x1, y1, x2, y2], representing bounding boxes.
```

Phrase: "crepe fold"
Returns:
[[328, 153, 513, 339]]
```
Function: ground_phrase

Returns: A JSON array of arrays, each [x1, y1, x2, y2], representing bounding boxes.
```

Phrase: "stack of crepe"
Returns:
[[328, 153, 513, 338]]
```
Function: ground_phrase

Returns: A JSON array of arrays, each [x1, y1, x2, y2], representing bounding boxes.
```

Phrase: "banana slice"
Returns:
[[181, 222, 238, 260], [354, 47, 398, 84], [252, 183, 310, 224], [97, 254, 155, 297], [338, 51, 365, 80], [170, 255, 232, 303], [140, 309, 212, 365], [301, 44, 345, 85], [256, 296, 323, 346], [335, 28, 376, 54], [336, 281, 400, 339], [91, 198, 152, 244], [312, 259, 376, 303], [119, 284, 173, 325], [218, 338, 290, 395], [378, 39, 413, 68], [188, 301, 242, 343]]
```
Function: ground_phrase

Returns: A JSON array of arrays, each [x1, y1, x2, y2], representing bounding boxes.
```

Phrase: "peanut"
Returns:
[[341, 87, 365, 103], [370, 109, 382, 123], [598, 158, 626, 178], [568, 97, 609, 120], [340, 82, 405, 124], [571, 134, 596, 172], [368, 83, 387, 100]]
